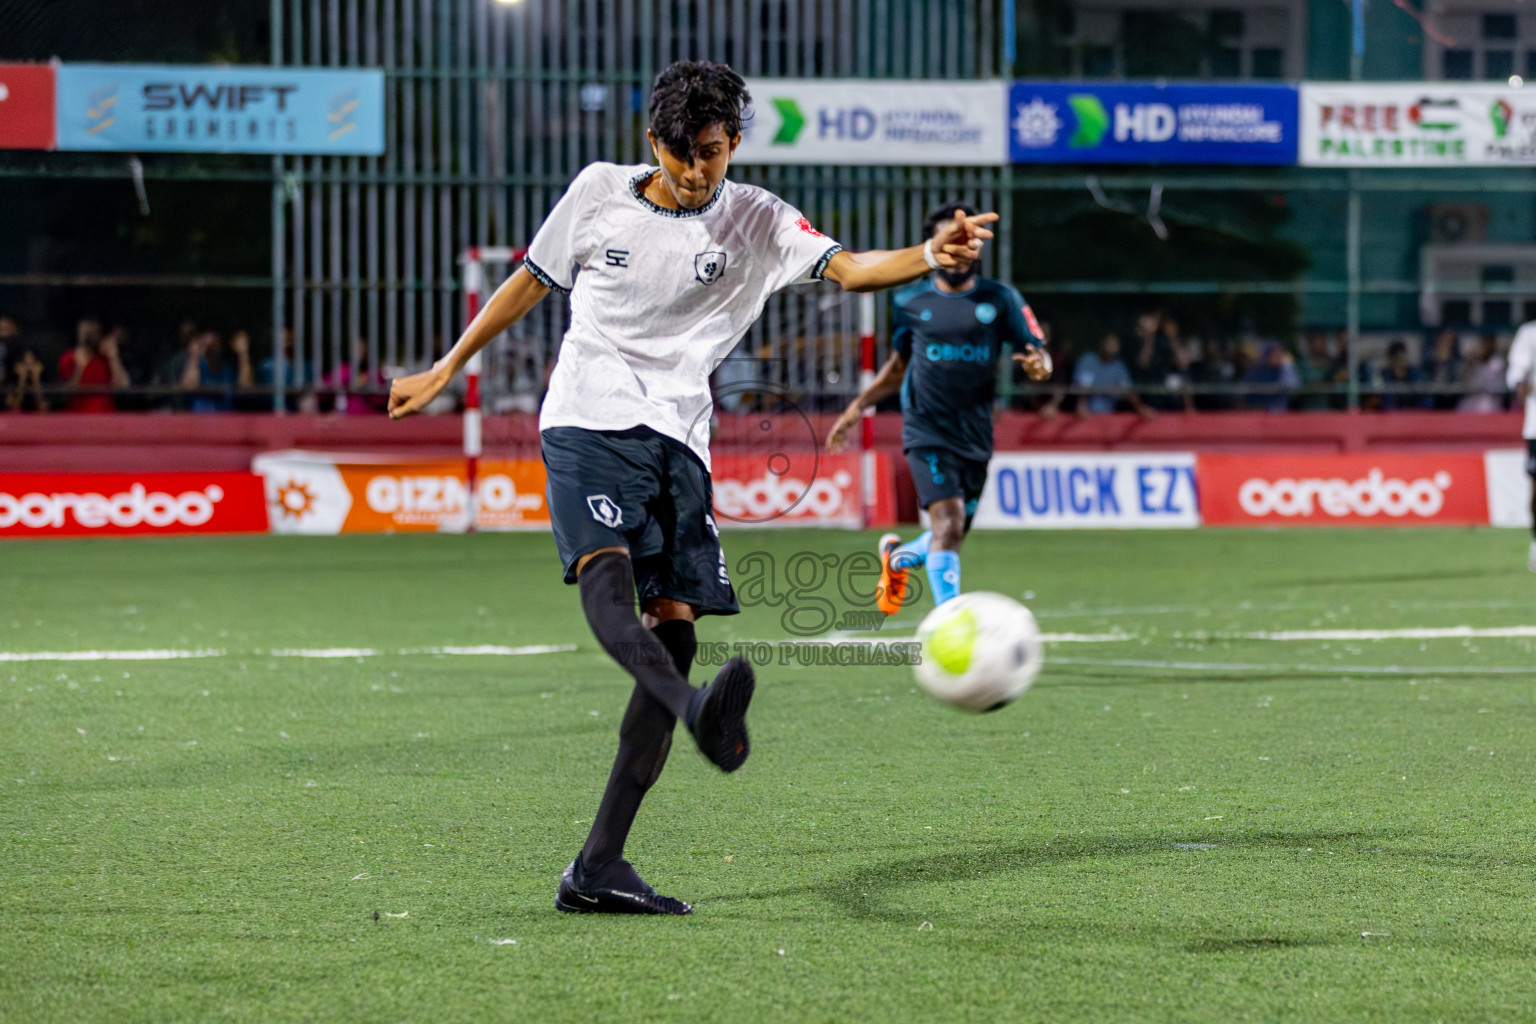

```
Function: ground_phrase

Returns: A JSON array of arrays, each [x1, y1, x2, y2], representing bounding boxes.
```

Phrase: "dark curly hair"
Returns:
[[648, 61, 751, 161], [923, 201, 974, 241]]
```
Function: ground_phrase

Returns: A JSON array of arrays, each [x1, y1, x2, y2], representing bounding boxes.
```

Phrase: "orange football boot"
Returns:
[[877, 532, 909, 616]]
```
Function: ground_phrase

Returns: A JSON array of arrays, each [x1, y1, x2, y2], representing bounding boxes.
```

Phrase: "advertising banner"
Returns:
[[0, 472, 268, 537], [0, 64, 57, 150], [55, 64, 385, 154], [736, 80, 1008, 166], [710, 451, 891, 528], [254, 452, 549, 535], [1300, 82, 1536, 166], [255, 450, 892, 534], [1008, 82, 1297, 165], [1484, 448, 1533, 528], [1198, 453, 1489, 526], [972, 453, 1200, 529]]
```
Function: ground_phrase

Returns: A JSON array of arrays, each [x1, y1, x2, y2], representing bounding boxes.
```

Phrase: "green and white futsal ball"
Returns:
[[914, 592, 1043, 712]]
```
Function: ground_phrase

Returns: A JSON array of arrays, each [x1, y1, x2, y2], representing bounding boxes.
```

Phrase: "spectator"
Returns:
[[1129, 309, 1187, 410], [1297, 329, 1346, 410], [321, 338, 387, 414], [4, 346, 48, 412], [58, 316, 129, 412], [1157, 314, 1195, 411], [1420, 327, 1463, 410], [172, 329, 252, 412], [1457, 334, 1507, 413], [0, 315, 17, 372], [258, 328, 318, 411], [1371, 339, 1422, 410], [1190, 334, 1239, 410], [1244, 341, 1300, 413], [1032, 323, 1074, 420], [1073, 331, 1152, 418]]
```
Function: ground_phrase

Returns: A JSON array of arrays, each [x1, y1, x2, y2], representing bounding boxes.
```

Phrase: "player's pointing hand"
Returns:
[[932, 210, 998, 269]]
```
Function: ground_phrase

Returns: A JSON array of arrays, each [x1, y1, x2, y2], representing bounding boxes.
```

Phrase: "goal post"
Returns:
[[459, 246, 525, 534]]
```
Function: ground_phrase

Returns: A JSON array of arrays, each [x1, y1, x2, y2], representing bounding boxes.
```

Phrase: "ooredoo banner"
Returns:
[[972, 452, 1201, 529], [1198, 454, 1490, 526], [0, 472, 268, 537], [710, 451, 892, 528]]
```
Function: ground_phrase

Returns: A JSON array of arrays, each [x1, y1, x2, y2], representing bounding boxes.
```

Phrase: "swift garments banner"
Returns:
[[55, 64, 385, 154], [1300, 83, 1536, 166], [0, 473, 268, 537], [1198, 454, 1490, 526]]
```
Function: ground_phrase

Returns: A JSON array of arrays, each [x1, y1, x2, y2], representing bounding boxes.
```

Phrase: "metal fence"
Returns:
[[269, 0, 1011, 413]]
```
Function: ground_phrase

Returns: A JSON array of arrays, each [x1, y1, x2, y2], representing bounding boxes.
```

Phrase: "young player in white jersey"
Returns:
[[387, 61, 993, 915], [1505, 321, 1536, 570]]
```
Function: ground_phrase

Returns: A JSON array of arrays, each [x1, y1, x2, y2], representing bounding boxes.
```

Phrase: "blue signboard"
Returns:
[[1007, 82, 1297, 165], [56, 64, 384, 155]]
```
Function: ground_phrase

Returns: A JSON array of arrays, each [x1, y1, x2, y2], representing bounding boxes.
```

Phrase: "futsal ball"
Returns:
[[913, 592, 1043, 712]]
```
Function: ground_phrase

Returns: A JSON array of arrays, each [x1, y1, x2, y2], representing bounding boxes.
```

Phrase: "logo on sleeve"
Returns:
[[694, 251, 728, 286], [795, 216, 825, 238], [586, 494, 623, 528], [1022, 302, 1045, 339]]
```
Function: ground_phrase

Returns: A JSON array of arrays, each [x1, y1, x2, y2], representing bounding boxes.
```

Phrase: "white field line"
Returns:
[[270, 647, 379, 658], [1, 645, 576, 663], [1053, 656, 1536, 676], [400, 644, 578, 656], [782, 631, 1134, 645], [1234, 626, 1536, 642], [0, 648, 226, 663]]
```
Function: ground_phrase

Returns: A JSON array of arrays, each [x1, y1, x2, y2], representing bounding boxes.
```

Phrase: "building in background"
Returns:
[[2, 0, 1534, 412]]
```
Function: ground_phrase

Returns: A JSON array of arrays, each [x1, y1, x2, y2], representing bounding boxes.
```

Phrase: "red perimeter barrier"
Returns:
[[1, 411, 1524, 474]]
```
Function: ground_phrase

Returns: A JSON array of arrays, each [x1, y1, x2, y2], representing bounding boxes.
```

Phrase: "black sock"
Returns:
[[577, 551, 696, 721], [649, 618, 697, 680], [580, 682, 676, 872]]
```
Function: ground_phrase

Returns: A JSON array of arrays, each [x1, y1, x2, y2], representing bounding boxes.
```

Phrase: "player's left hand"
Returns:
[[388, 363, 451, 420], [931, 210, 998, 269], [1012, 348, 1053, 381]]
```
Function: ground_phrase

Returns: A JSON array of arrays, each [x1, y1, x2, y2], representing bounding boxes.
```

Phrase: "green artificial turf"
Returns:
[[2, 528, 1534, 1023]]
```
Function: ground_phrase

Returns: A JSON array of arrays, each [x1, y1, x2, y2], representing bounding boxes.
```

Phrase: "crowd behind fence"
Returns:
[[1, 306, 1523, 419]]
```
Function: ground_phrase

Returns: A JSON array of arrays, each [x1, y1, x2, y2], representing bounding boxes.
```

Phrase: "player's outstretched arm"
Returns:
[[388, 266, 550, 420], [822, 211, 998, 293], [827, 351, 910, 453]]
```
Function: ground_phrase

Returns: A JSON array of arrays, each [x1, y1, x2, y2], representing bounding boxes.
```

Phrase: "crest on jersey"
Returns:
[[586, 494, 622, 528], [695, 251, 728, 286]]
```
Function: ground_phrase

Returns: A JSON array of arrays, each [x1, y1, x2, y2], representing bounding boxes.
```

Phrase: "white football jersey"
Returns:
[[526, 161, 843, 468], [1507, 322, 1536, 438]]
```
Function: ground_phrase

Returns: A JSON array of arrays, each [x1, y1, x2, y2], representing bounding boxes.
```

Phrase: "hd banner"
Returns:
[[1300, 83, 1536, 166], [736, 79, 1008, 165], [1008, 82, 1297, 165], [55, 64, 384, 154]]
